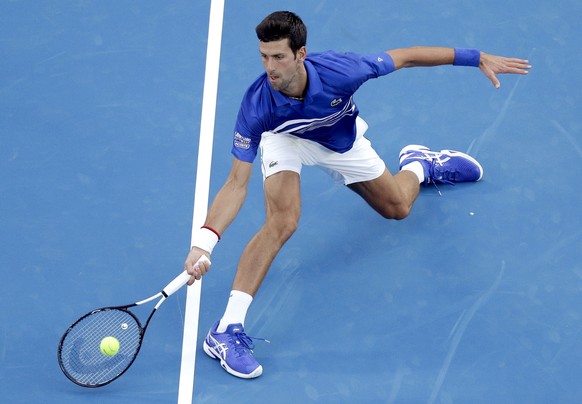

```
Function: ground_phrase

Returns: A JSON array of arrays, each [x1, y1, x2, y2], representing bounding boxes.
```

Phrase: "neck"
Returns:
[[282, 65, 308, 100]]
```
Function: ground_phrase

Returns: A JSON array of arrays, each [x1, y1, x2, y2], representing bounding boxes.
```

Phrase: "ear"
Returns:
[[297, 46, 307, 62]]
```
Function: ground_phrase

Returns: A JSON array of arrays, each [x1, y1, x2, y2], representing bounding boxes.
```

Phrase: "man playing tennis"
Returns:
[[184, 11, 531, 378]]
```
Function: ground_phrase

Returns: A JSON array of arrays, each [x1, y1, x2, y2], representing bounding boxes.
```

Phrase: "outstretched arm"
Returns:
[[386, 46, 531, 88], [184, 157, 253, 284]]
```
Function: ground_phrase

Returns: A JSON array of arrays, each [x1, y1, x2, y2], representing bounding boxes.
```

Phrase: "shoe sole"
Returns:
[[203, 339, 263, 379]]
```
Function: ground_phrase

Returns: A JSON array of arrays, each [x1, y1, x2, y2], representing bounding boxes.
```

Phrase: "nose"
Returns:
[[264, 57, 276, 73]]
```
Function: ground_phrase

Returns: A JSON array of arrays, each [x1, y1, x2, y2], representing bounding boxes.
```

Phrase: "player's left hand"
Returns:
[[479, 52, 531, 89]]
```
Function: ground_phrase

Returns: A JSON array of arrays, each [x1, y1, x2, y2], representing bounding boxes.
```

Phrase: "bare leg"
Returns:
[[232, 170, 301, 296], [348, 168, 420, 219]]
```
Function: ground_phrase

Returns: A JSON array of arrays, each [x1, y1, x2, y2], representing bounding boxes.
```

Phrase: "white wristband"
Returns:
[[192, 227, 219, 255]]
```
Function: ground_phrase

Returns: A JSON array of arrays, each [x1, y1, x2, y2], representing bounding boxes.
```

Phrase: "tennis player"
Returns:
[[184, 11, 531, 378]]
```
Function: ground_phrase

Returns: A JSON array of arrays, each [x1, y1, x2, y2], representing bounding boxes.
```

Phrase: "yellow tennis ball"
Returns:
[[100, 336, 120, 356]]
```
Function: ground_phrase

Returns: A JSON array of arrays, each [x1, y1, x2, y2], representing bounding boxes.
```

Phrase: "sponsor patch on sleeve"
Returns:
[[233, 132, 251, 150]]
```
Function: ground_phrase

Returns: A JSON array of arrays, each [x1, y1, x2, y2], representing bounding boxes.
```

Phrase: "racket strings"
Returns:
[[59, 309, 142, 386]]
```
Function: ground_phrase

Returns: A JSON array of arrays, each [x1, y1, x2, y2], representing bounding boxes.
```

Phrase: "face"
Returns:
[[259, 39, 306, 95]]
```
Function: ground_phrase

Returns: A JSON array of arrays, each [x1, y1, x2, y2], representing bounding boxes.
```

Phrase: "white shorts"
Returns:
[[259, 117, 386, 185]]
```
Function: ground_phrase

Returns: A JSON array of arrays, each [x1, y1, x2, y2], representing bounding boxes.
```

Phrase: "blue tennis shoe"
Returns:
[[203, 321, 264, 379], [399, 144, 483, 185]]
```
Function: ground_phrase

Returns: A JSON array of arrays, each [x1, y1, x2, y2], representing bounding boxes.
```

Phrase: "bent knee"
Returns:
[[378, 203, 411, 220], [266, 214, 299, 241]]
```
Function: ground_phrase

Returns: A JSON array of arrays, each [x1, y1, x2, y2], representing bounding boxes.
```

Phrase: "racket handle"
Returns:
[[163, 255, 211, 297]]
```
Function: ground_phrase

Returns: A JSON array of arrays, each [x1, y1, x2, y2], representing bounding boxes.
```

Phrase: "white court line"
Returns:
[[177, 0, 225, 403]]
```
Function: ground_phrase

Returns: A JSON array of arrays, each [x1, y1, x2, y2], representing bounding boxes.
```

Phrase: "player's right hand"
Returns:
[[184, 247, 212, 285]]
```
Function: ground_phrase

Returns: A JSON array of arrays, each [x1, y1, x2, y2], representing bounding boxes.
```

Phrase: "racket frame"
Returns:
[[57, 265, 204, 387], [58, 305, 145, 387]]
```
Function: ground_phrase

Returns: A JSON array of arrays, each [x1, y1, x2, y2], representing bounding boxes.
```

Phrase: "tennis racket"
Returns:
[[57, 256, 209, 388]]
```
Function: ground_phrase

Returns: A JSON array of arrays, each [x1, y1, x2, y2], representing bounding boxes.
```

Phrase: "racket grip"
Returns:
[[163, 255, 211, 297]]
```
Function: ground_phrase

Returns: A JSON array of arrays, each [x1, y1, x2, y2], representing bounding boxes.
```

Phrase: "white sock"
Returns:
[[401, 161, 425, 184], [217, 290, 253, 332]]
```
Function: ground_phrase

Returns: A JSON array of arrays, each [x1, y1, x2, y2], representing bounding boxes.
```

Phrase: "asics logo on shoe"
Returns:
[[433, 155, 451, 165], [208, 335, 229, 357], [330, 98, 342, 107]]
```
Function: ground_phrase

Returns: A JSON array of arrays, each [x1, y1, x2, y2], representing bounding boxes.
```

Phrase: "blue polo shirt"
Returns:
[[232, 51, 395, 162]]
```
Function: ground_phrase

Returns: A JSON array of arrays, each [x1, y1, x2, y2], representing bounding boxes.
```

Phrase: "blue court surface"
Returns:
[[2, 0, 581, 403]]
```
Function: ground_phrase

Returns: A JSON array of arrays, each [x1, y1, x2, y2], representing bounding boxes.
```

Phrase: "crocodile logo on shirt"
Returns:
[[330, 98, 342, 107]]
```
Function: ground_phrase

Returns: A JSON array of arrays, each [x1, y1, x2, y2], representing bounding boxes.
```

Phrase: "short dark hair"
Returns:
[[255, 11, 307, 54]]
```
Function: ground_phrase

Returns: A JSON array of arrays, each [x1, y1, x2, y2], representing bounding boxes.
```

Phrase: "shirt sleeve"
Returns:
[[231, 108, 260, 163], [231, 81, 268, 163], [364, 52, 395, 76], [318, 51, 396, 94]]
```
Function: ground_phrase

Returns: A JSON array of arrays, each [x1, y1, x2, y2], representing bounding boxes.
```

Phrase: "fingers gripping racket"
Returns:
[[57, 256, 209, 388]]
